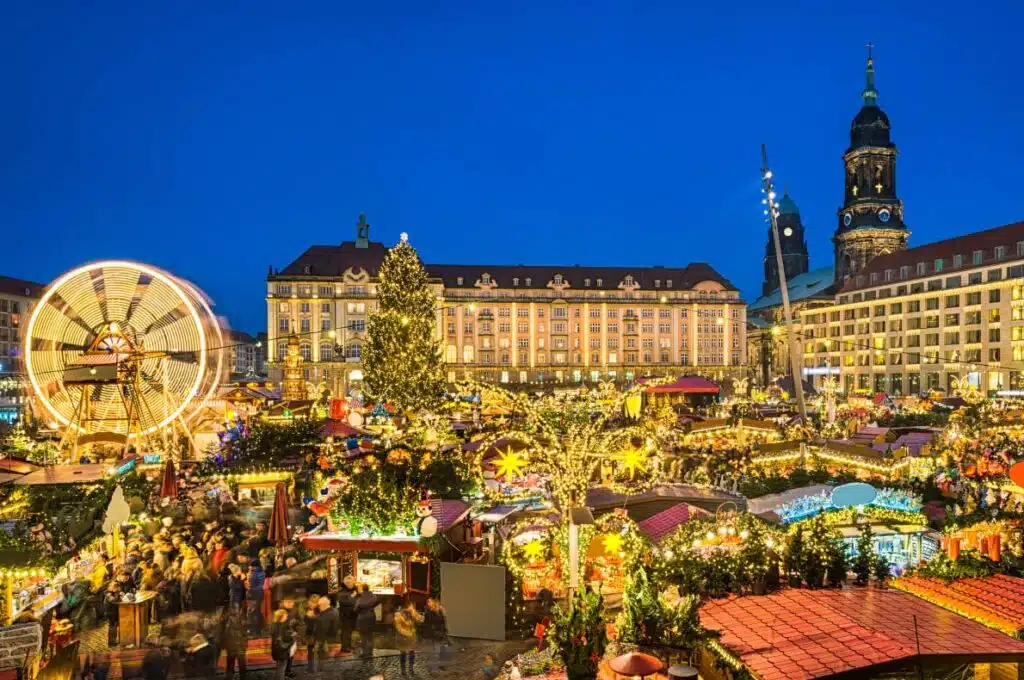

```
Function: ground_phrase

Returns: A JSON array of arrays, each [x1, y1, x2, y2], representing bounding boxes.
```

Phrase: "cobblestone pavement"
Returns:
[[78, 622, 534, 679]]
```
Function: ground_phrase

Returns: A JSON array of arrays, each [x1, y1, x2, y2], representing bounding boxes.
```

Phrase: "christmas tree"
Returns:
[[363, 234, 445, 414], [853, 522, 876, 585]]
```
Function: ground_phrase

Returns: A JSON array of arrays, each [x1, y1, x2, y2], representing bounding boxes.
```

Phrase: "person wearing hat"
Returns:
[[184, 632, 217, 678]]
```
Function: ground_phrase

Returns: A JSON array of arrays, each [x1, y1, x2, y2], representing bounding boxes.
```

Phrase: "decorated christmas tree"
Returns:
[[363, 234, 445, 414], [853, 522, 876, 585]]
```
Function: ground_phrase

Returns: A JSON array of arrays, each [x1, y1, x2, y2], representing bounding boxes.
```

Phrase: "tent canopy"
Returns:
[[645, 376, 720, 395]]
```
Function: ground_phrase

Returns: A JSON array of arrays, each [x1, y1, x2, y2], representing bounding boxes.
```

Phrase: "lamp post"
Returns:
[[567, 506, 595, 601], [761, 145, 807, 422]]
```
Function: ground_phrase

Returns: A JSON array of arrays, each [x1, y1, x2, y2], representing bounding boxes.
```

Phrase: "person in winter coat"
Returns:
[[246, 560, 266, 634], [270, 609, 295, 680], [313, 596, 339, 672], [353, 585, 379, 660], [228, 564, 246, 607], [337, 575, 358, 652], [104, 582, 122, 647], [422, 597, 449, 674], [220, 605, 248, 680], [303, 600, 319, 671], [393, 601, 423, 674], [140, 635, 172, 680]]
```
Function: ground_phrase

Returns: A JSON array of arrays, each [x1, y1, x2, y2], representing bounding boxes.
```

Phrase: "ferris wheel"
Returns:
[[24, 260, 224, 456]]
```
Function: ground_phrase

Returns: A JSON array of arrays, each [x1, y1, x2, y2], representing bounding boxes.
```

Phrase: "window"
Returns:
[[917, 263, 926, 275], [900, 266, 910, 279], [989, 328, 1001, 342], [890, 303, 902, 314], [525, 278, 532, 286], [990, 268, 1003, 282], [456, 277, 464, 286], [953, 254, 963, 268], [320, 344, 333, 361], [462, 346, 474, 363], [935, 258, 944, 272], [990, 289, 1001, 303], [990, 309, 1001, 322], [667, 280, 673, 288], [279, 318, 289, 332], [553, 274, 563, 285], [300, 344, 311, 361], [926, 298, 939, 311], [321, 318, 331, 331], [973, 250, 984, 265], [1018, 241, 1024, 257], [596, 278, 602, 287], [300, 302, 310, 313], [996, 246, 1007, 261], [945, 295, 959, 308], [346, 302, 366, 314], [512, 278, 519, 286]]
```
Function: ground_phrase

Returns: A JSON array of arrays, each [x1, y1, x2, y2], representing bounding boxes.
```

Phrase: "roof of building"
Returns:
[[840, 221, 1024, 293], [644, 375, 720, 395], [892, 574, 1024, 638], [636, 503, 707, 543], [428, 499, 471, 531], [228, 329, 256, 344], [272, 241, 739, 292], [700, 587, 1024, 680], [0, 275, 45, 299], [777, 193, 799, 216], [750, 267, 836, 312]]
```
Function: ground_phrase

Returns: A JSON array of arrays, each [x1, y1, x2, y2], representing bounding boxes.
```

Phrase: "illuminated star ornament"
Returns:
[[602, 533, 624, 555], [523, 540, 546, 562], [494, 446, 528, 480], [618, 446, 649, 479], [400, 232, 409, 243]]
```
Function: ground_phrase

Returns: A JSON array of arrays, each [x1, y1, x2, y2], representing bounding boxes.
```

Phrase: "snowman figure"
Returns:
[[415, 494, 438, 538]]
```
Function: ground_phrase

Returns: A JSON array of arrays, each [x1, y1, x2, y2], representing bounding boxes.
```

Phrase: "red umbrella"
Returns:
[[607, 652, 664, 678], [267, 482, 290, 548], [159, 460, 177, 499]]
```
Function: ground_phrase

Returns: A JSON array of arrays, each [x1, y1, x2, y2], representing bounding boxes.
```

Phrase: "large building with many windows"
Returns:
[[0, 275, 45, 424], [266, 218, 747, 395], [801, 223, 1024, 396]]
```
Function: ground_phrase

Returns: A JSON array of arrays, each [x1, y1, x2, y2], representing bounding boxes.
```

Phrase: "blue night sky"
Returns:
[[3, 1, 1022, 333]]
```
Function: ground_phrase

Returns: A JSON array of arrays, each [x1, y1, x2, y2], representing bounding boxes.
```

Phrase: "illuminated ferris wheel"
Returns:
[[24, 261, 224, 456]]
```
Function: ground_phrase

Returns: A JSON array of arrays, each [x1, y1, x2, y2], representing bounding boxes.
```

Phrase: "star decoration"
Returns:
[[523, 540, 546, 562], [400, 232, 409, 243], [602, 533, 624, 555], [618, 446, 648, 479], [494, 446, 528, 480]]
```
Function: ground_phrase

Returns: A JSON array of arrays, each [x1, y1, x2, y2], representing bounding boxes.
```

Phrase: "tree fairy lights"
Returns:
[[362, 236, 445, 415]]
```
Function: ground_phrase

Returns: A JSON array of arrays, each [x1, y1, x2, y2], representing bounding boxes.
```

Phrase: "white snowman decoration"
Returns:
[[415, 494, 438, 538]]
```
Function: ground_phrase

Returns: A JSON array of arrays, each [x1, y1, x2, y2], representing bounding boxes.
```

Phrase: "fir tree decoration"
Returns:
[[873, 551, 890, 583], [551, 589, 608, 680], [362, 236, 445, 414], [784, 525, 806, 587], [853, 522, 876, 585]]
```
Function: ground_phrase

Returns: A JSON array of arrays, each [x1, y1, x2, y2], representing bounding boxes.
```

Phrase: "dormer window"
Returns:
[[512, 277, 519, 286], [1018, 241, 1024, 257], [654, 280, 661, 288], [856, 275, 865, 287], [870, 272, 879, 284], [553, 273, 564, 285], [622, 275, 635, 286], [525, 278, 532, 286], [884, 269, 894, 282], [456, 277, 464, 286], [935, 258, 944, 272], [596, 278, 602, 287], [973, 250, 984, 265], [584, 278, 590, 287], [303, 265, 312, 275], [900, 266, 909, 279], [996, 246, 1007, 261], [481, 273, 492, 285], [953, 254, 963, 268], [916, 263, 926, 275], [666, 279, 673, 288]]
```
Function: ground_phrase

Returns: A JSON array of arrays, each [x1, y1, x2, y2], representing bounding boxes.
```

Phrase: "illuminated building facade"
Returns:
[[0, 275, 44, 424], [801, 223, 1024, 396], [266, 217, 747, 395]]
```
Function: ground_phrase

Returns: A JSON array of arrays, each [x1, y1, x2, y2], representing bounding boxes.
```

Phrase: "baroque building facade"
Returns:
[[266, 218, 747, 395]]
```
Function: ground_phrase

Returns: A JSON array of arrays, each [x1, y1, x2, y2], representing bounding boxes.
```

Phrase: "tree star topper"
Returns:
[[400, 232, 409, 243]]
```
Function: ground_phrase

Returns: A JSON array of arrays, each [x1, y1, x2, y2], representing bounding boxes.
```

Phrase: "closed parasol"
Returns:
[[607, 652, 664, 678], [267, 482, 290, 547], [159, 460, 177, 499]]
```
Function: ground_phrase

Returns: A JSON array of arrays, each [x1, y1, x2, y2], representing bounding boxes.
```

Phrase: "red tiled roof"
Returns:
[[700, 588, 1024, 680], [637, 503, 707, 543], [893, 574, 1024, 637], [839, 220, 1024, 293]]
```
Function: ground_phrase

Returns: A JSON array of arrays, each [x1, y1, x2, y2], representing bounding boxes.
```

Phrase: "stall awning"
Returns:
[[301, 532, 421, 553], [644, 376, 720, 395], [15, 464, 109, 485]]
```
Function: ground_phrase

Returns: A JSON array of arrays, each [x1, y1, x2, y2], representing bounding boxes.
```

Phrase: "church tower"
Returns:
[[762, 192, 810, 296], [833, 45, 909, 283]]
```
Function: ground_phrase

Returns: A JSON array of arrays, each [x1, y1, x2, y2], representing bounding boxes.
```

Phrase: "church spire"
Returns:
[[862, 41, 879, 107]]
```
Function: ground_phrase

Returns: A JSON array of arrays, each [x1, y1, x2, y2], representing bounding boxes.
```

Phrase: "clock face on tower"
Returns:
[[783, 227, 793, 237], [843, 212, 853, 227], [879, 209, 891, 223]]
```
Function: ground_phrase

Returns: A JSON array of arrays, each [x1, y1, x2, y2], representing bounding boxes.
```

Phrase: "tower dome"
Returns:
[[848, 43, 894, 151]]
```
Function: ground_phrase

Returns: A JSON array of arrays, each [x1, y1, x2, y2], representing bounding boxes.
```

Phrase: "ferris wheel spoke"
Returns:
[[29, 337, 90, 354], [89, 268, 111, 325], [143, 305, 189, 336], [44, 292, 100, 340], [123, 273, 154, 327]]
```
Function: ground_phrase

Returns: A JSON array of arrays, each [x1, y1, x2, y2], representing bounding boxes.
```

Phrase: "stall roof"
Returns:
[[301, 531, 420, 553], [429, 499, 471, 531], [0, 457, 42, 475], [893, 574, 1024, 638], [644, 376, 720, 395], [700, 588, 1024, 680], [0, 473, 23, 485], [587, 482, 746, 519], [15, 464, 110, 485], [637, 503, 707, 543]]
